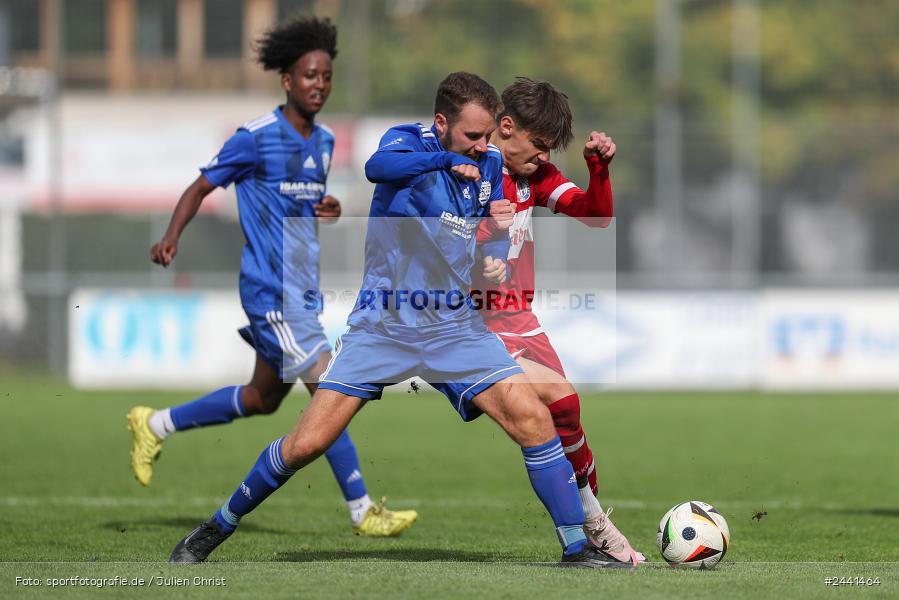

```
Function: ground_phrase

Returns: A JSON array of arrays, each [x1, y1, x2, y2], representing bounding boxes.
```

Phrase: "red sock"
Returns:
[[548, 393, 598, 496]]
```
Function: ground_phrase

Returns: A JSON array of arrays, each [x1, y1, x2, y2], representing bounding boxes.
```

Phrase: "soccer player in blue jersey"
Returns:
[[127, 16, 417, 537], [168, 72, 631, 568]]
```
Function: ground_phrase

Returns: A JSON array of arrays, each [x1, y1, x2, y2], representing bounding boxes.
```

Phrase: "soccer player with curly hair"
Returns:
[[127, 16, 417, 537]]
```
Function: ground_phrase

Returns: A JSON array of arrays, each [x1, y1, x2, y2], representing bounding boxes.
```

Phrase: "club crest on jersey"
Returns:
[[322, 152, 331, 174], [478, 181, 492, 205], [516, 178, 530, 203]]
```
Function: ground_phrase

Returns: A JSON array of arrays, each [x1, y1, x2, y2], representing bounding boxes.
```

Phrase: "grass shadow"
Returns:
[[102, 518, 282, 534], [828, 508, 899, 519], [273, 547, 504, 563]]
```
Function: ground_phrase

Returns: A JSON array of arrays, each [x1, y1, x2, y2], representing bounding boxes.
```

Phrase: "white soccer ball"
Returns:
[[656, 501, 730, 569]]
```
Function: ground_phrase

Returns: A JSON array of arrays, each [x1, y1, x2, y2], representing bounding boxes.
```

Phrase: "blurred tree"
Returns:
[[318, 0, 898, 209]]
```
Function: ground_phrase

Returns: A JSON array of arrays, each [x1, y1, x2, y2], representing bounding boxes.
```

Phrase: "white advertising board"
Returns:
[[69, 289, 255, 389], [69, 288, 899, 390], [591, 292, 758, 389], [760, 290, 899, 390]]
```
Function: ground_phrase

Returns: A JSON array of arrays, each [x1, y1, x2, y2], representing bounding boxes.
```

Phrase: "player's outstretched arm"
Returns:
[[365, 150, 479, 184], [150, 175, 216, 267]]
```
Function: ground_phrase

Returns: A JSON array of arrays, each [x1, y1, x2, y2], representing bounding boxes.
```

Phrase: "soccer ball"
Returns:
[[656, 501, 730, 569]]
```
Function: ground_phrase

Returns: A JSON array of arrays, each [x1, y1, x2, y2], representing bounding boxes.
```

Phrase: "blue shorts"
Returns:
[[238, 308, 331, 381], [317, 325, 524, 421]]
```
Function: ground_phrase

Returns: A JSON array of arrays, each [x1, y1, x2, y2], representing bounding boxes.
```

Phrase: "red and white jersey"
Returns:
[[474, 154, 613, 337]]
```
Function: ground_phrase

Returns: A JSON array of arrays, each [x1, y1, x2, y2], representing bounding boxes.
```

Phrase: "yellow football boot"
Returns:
[[353, 497, 418, 537], [126, 406, 163, 486]]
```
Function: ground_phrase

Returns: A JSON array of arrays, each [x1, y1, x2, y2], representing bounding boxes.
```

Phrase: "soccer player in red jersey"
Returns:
[[474, 77, 645, 564]]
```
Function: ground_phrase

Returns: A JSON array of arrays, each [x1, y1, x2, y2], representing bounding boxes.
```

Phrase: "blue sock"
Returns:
[[170, 386, 245, 431], [324, 430, 368, 501], [213, 437, 296, 533], [522, 436, 587, 556]]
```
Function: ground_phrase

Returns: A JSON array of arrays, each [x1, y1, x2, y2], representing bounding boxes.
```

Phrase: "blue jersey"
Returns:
[[200, 107, 334, 312], [348, 123, 507, 334]]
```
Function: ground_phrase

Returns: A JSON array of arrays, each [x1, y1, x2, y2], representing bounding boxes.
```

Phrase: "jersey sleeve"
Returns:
[[533, 157, 613, 227], [199, 129, 257, 188], [375, 126, 423, 154], [364, 125, 477, 184]]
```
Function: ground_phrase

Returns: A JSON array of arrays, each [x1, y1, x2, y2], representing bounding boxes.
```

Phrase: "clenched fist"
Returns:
[[314, 195, 342, 224], [451, 163, 481, 181], [150, 237, 178, 267], [584, 131, 616, 163], [489, 199, 514, 230], [482, 256, 507, 284]]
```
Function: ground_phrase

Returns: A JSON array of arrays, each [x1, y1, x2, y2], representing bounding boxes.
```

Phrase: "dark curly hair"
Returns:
[[499, 77, 573, 151], [255, 16, 338, 73]]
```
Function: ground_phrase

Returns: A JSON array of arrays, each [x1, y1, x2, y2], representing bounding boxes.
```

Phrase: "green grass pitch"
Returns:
[[1, 369, 897, 598]]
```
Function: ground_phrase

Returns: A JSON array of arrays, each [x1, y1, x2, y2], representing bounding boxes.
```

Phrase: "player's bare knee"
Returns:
[[539, 381, 576, 406], [522, 404, 554, 437], [505, 386, 544, 419], [239, 386, 264, 415], [506, 401, 555, 446], [257, 393, 285, 415], [242, 383, 289, 415]]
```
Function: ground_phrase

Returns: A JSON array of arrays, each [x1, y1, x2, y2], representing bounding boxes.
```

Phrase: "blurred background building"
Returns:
[[1, 0, 897, 388]]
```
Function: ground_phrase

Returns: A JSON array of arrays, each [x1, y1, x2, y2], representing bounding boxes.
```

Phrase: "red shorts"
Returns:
[[497, 332, 566, 378]]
